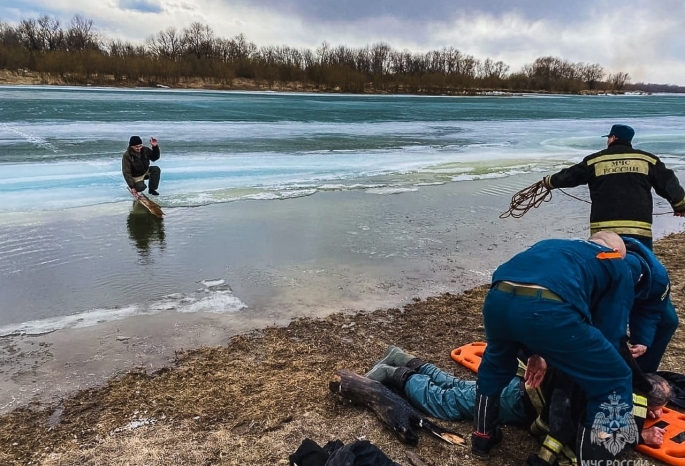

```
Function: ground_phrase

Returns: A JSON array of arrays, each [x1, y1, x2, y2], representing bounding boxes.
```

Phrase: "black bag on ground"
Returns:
[[289, 438, 398, 466]]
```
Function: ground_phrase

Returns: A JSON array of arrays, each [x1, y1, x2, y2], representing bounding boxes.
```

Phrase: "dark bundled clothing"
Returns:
[[545, 140, 685, 239], [288, 438, 398, 466], [122, 146, 160, 189]]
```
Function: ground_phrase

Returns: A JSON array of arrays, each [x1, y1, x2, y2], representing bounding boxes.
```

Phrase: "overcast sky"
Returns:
[[3, 0, 685, 85]]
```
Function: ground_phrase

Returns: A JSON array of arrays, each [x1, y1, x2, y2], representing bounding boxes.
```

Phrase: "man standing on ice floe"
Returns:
[[122, 135, 161, 196]]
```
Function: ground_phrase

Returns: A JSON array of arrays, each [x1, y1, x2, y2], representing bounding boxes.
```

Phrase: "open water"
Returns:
[[1, 86, 685, 335]]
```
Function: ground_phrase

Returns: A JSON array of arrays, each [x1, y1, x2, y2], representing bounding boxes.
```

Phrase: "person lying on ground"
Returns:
[[366, 345, 670, 452], [526, 368, 670, 466]]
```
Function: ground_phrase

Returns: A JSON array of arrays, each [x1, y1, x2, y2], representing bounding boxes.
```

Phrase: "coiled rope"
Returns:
[[500, 180, 675, 219], [499, 181, 556, 219]]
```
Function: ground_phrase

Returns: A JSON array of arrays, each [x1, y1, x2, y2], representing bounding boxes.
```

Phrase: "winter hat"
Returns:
[[129, 136, 143, 146], [602, 124, 635, 142]]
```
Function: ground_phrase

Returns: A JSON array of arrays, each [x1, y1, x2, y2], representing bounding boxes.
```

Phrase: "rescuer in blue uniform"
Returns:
[[623, 237, 676, 373], [470, 231, 636, 462]]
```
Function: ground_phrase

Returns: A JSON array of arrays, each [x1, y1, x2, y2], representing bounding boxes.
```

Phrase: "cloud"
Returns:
[[118, 0, 164, 14]]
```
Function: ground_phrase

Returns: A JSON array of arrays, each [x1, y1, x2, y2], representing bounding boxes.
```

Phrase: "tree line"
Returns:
[[0, 14, 642, 94]]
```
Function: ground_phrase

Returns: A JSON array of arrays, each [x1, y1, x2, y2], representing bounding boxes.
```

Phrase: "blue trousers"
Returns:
[[403, 363, 527, 424], [477, 287, 632, 427], [637, 297, 679, 373], [618, 234, 679, 372]]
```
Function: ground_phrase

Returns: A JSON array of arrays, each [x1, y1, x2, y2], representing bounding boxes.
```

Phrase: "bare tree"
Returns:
[[316, 41, 331, 66], [609, 71, 631, 91], [147, 27, 185, 61], [371, 42, 391, 75], [0, 21, 21, 47], [37, 15, 64, 51], [17, 18, 42, 51], [182, 22, 215, 59], [66, 15, 98, 52], [580, 63, 604, 90]]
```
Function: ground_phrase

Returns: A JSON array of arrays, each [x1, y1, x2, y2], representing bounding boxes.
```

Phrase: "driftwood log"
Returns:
[[329, 370, 464, 446]]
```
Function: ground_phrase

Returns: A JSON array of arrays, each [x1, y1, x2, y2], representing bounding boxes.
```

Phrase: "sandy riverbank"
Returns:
[[0, 69, 350, 92], [1, 232, 683, 466]]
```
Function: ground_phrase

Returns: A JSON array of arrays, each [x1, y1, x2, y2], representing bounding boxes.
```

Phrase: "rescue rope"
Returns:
[[499, 181, 554, 219], [500, 180, 675, 219]]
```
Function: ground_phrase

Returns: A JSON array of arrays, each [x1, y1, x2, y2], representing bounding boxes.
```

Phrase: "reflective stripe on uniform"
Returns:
[[594, 159, 650, 177], [633, 393, 648, 419], [586, 153, 658, 166], [590, 220, 652, 238], [543, 435, 563, 453]]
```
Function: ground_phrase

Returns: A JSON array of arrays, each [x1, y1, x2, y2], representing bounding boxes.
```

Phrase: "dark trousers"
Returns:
[[618, 234, 678, 372], [637, 297, 679, 373], [133, 166, 161, 193], [476, 287, 632, 427], [620, 234, 653, 251]]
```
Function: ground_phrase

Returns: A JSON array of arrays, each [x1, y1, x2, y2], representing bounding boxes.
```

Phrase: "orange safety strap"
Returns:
[[596, 251, 623, 260]]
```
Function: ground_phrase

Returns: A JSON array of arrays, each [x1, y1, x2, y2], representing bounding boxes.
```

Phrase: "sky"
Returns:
[[3, 0, 685, 85]]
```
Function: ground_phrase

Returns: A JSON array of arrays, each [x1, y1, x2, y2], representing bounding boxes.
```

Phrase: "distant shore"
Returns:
[[0, 69, 639, 96]]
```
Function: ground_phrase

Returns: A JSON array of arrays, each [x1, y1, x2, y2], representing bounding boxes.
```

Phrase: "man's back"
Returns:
[[543, 125, 685, 242], [492, 238, 632, 332]]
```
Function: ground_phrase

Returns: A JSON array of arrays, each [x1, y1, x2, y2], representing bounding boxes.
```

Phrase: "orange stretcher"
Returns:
[[450, 341, 485, 373], [637, 410, 685, 465], [451, 341, 685, 465]]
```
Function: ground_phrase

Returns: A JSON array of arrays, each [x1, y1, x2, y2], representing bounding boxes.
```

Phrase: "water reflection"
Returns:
[[127, 203, 166, 261]]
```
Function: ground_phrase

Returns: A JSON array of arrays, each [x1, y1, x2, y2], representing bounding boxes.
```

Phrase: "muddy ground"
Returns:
[[2, 234, 684, 466]]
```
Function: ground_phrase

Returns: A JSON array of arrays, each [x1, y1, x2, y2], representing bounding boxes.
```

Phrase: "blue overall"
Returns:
[[623, 237, 678, 373], [403, 363, 527, 424], [476, 239, 634, 427]]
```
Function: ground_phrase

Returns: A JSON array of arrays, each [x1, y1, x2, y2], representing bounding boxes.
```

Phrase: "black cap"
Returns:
[[129, 136, 143, 146]]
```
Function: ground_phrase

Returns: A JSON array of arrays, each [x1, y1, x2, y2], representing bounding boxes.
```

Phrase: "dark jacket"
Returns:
[[122, 146, 160, 189], [544, 140, 685, 239]]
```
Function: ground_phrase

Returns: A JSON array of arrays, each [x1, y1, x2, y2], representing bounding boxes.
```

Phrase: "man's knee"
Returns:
[[149, 166, 161, 176], [134, 181, 147, 192]]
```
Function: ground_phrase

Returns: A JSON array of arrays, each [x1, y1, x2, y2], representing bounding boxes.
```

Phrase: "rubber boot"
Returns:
[[529, 434, 564, 465], [471, 392, 502, 458], [370, 346, 416, 367], [365, 363, 415, 390], [405, 357, 427, 371]]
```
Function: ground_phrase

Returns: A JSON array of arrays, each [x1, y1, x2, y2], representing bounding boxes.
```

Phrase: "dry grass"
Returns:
[[2, 234, 684, 465]]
